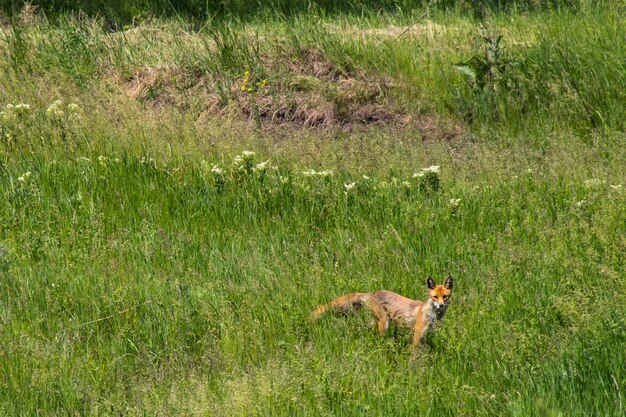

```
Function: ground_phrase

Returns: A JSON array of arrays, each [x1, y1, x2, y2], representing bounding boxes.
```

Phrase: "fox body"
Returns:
[[310, 276, 453, 346]]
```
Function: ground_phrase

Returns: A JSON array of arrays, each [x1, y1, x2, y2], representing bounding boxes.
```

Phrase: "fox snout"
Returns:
[[432, 300, 448, 311]]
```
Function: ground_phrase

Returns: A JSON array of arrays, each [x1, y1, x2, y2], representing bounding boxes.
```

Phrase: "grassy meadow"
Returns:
[[0, 1, 625, 415]]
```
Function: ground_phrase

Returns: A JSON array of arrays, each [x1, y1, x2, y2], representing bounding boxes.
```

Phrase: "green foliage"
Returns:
[[448, 10, 625, 133], [454, 28, 515, 124]]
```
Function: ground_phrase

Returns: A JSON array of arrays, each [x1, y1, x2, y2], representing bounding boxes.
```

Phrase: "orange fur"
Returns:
[[310, 276, 453, 347]]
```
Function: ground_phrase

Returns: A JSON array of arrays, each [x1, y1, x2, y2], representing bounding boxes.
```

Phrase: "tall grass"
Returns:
[[0, 2, 625, 415], [1, 135, 624, 415]]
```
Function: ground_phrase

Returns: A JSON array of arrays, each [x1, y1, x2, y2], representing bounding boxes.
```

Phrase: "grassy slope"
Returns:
[[1, 3, 625, 416]]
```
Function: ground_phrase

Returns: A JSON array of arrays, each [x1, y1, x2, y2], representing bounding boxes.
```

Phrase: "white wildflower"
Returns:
[[98, 155, 108, 165], [413, 165, 439, 178], [253, 160, 270, 173], [0, 104, 18, 120], [46, 100, 64, 119], [210, 164, 224, 175], [279, 176, 289, 184], [303, 169, 333, 178], [231, 154, 250, 172], [449, 198, 461, 206], [14, 103, 30, 113], [344, 182, 356, 191], [610, 184, 622, 191], [67, 103, 82, 121], [17, 171, 32, 183], [583, 178, 603, 188], [232, 155, 244, 165], [362, 175, 370, 180], [575, 200, 586, 207], [401, 181, 411, 188], [526, 168, 533, 174], [241, 150, 256, 158]]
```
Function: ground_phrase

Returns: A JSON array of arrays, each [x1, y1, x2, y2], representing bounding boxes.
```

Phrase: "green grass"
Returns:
[[1, 2, 625, 416]]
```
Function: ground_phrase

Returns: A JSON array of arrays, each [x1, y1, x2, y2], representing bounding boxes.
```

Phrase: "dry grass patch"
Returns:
[[119, 48, 465, 139]]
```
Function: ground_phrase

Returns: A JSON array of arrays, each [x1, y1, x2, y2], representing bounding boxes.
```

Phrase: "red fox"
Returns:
[[310, 276, 453, 347]]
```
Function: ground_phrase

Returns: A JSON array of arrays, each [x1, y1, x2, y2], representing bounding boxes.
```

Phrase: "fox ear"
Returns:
[[426, 277, 436, 290], [444, 275, 454, 290]]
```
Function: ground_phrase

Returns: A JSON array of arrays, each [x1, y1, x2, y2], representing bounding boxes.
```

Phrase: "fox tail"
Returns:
[[309, 292, 371, 321]]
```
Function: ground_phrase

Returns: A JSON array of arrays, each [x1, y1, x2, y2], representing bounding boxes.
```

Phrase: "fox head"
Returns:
[[426, 276, 453, 313]]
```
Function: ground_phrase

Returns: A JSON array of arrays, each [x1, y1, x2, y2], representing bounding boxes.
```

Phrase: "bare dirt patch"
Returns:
[[119, 48, 464, 141]]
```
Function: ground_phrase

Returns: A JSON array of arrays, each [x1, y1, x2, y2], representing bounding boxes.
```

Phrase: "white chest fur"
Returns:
[[422, 300, 447, 325]]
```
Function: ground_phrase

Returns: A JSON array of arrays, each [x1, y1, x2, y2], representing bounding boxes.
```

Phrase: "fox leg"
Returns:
[[369, 304, 389, 335], [376, 314, 390, 335], [412, 318, 428, 347]]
